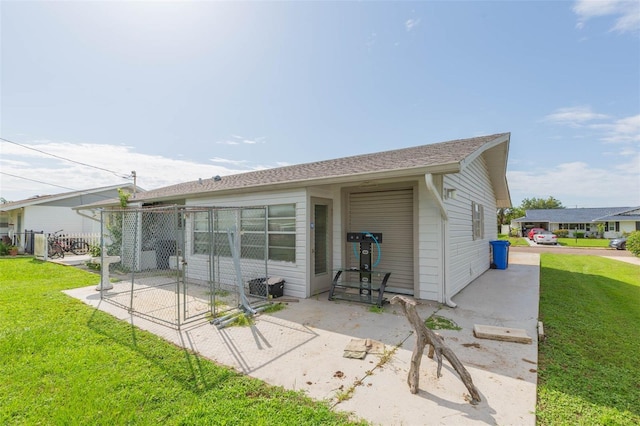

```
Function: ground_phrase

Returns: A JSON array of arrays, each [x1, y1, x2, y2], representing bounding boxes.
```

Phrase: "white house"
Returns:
[[101, 133, 511, 305], [512, 207, 640, 238], [1, 184, 138, 252]]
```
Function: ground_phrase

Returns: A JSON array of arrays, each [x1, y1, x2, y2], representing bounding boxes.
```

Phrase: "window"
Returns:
[[242, 204, 296, 262], [193, 211, 211, 255], [472, 202, 484, 240], [214, 210, 235, 257], [192, 205, 296, 262], [605, 221, 619, 232], [241, 208, 266, 259]]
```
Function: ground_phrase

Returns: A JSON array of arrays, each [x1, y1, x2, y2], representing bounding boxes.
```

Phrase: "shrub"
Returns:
[[575, 231, 585, 239], [88, 244, 101, 257], [554, 230, 569, 238], [0, 242, 9, 256], [626, 231, 640, 256]]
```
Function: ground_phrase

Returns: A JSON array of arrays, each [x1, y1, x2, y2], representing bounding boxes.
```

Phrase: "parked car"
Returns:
[[527, 228, 546, 240], [609, 237, 627, 250], [534, 231, 558, 245]]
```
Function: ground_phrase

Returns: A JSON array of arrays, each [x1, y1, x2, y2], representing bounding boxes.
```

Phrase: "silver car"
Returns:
[[609, 237, 627, 250], [534, 231, 558, 245]]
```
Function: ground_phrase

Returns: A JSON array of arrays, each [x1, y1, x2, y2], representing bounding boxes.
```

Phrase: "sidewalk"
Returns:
[[65, 251, 540, 425]]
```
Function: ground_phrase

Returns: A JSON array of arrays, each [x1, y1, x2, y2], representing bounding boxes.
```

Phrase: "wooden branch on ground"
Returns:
[[391, 295, 481, 405]]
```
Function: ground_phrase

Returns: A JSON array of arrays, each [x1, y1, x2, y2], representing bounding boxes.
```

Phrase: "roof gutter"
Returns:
[[74, 207, 101, 223], [132, 163, 464, 205], [424, 173, 456, 308]]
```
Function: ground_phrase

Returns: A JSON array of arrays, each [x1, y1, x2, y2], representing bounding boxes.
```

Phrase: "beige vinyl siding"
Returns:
[[416, 177, 444, 301], [444, 155, 497, 297], [347, 188, 414, 295]]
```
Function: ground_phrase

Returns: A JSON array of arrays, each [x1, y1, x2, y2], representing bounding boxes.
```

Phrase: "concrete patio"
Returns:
[[64, 251, 540, 425]]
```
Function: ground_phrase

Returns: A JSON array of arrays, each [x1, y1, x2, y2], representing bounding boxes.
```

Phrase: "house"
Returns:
[[511, 207, 640, 238], [97, 133, 511, 305], [0, 211, 8, 240], [1, 184, 138, 252]]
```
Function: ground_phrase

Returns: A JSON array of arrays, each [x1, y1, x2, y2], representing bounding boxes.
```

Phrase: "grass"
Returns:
[[499, 234, 616, 249], [425, 314, 462, 331], [537, 254, 640, 425], [0, 258, 363, 425], [556, 238, 611, 248], [498, 234, 530, 246]]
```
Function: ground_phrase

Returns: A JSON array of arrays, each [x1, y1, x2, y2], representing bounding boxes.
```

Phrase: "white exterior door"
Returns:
[[310, 198, 333, 295]]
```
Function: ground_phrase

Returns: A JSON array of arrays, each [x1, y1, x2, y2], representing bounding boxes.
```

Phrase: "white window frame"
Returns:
[[191, 205, 296, 263], [472, 202, 484, 240]]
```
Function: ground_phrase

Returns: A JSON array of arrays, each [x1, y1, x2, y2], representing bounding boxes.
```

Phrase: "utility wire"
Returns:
[[0, 172, 129, 201], [0, 172, 78, 192], [0, 137, 132, 179]]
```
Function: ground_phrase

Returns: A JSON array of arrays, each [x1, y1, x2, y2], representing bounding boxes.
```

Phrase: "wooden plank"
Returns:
[[538, 321, 545, 341], [473, 324, 532, 344]]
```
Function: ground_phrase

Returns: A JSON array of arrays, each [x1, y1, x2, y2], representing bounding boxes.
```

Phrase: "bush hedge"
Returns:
[[626, 231, 640, 256]]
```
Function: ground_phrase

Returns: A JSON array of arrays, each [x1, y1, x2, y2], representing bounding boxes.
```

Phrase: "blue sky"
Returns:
[[1, 0, 639, 208]]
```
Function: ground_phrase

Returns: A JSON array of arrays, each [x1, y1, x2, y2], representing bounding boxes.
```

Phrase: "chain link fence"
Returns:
[[98, 205, 271, 328]]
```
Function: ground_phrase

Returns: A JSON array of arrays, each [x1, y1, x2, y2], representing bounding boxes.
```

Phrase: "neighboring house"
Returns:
[[511, 207, 640, 238], [0, 211, 8, 240], [0, 184, 139, 251], [90, 133, 511, 305]]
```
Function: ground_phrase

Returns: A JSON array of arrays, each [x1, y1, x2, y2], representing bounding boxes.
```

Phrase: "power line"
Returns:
[[0, 137, 132, 179], [0, 172, 130, 201], [0, 172, 78, 192]]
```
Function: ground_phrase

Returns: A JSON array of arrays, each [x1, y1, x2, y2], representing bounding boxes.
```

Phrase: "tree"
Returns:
[[520, 196, 564, 210], [497, 206, 525, 226]]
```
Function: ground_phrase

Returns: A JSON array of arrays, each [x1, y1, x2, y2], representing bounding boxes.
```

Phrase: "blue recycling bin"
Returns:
[[490, 240, 510, 270]]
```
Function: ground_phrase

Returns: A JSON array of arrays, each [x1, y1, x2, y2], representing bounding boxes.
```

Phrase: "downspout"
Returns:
[[424, 174, 457, 308], [74, 207, 101, 223]]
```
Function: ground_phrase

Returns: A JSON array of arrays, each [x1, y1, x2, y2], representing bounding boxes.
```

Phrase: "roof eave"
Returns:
[[133, 162, 464, 204]]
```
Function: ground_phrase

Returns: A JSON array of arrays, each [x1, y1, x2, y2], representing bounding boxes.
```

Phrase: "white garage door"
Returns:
[[348, 188, 414, 295]]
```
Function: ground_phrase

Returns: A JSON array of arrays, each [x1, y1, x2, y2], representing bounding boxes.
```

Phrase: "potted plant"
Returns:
[[8, 245, 18, 256]]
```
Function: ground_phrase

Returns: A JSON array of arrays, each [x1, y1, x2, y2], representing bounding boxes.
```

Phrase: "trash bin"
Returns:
[[248, 277, 285, 298], [489, 240, 510, 270]]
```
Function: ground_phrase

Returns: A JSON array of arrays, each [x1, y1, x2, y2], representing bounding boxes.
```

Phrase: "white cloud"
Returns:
[[405, 18, 421, 32], [0, 140, 268, 202], [597, 114, 640, 143], [208, 157, 248, 166], [546, 108, 640, 144], [508, 159, 640, 207], [217, 135, 265, 145], [543, 106, 609, 127], [573, 0, 640, 33]]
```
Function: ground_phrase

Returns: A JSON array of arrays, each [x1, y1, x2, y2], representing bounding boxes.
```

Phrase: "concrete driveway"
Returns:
[[65, 251, 540, 425]]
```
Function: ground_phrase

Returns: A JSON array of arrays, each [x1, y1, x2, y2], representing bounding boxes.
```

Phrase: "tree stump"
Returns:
[[391, 295, 481, 405]]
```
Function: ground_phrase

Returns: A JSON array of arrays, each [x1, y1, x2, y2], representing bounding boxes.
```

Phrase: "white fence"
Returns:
[[34, 232, 100, 260], [50, 232, 100, 250]]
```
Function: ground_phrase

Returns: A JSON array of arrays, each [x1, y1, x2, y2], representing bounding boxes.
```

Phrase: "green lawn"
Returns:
[[3, 255, 639, 425], [556, 238, 611, 248], [537, 254, 640, 425], [0, 258, 361, 425], [498, 235, 530, 246]]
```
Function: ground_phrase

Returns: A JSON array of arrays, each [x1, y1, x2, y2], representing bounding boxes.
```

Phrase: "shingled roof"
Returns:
[[130, 133, 510, 203], [513, 207, 640, 223], [1, 184, 139, 211]]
